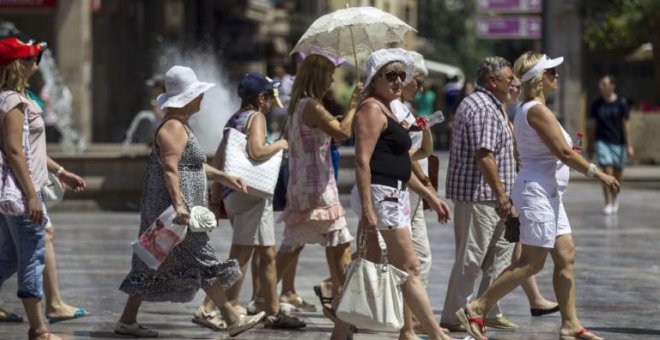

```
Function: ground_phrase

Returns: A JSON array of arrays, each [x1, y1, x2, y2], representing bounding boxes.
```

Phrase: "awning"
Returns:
[[425, 59, 464, 79], [626, 43, 653, 62]]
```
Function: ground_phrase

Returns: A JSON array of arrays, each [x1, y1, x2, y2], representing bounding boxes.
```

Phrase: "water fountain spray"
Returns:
[[39, 50, 87, 154]]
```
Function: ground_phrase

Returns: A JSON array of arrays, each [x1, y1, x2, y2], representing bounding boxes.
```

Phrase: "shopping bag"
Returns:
[[220, 128, 282, 197], [336, 231, 408, 332], [131, 206, 187, 269]]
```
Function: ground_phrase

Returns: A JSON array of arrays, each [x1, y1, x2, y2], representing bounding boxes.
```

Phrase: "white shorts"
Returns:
[[512, 179, 571, 248], [350, 183, 411, 230]]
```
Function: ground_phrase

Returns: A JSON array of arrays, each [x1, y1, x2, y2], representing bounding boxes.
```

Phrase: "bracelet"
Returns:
[[421, 176, 432, 186], [585, 163, 598, 178], [55, 166, 65, 177]]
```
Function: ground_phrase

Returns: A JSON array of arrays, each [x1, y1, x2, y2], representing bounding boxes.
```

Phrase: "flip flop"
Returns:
[[48, 308, 89, 324], [560, 327, 601, 340], [0, 311, 24, 323], [455, 307, 487, 340]]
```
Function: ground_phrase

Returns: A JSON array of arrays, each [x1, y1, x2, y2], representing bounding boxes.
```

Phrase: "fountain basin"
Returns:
[[47, 143, 359, 211], [48, 143, 151, 211]]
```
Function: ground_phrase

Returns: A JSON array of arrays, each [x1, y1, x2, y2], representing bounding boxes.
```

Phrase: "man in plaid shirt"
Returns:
[[440, 57, 519, 330]]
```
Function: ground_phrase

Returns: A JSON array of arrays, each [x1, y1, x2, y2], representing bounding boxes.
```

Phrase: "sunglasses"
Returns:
[[544, 68, 557, 77], [382, 71, 407, 83], [20, 54, 42, 65]]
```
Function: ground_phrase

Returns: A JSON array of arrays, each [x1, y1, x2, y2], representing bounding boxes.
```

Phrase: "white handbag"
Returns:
[[336, 231, 409, 332], [219, 127, 283, 197], [43, 172, 64, 209]]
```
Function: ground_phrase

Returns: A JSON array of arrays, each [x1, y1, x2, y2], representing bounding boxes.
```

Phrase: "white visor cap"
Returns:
[[363, 48, 415, 92], [520, 54, 564, 82]]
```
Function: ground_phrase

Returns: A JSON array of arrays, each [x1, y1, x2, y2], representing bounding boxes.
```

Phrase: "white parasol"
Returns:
[[291, 6, 416, 79]]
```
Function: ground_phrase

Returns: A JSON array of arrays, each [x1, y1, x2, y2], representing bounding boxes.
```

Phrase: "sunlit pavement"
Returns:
[[1, 177, 659, 339]]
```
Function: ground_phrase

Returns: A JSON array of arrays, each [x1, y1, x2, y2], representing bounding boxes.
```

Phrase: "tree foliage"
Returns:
[[417, 0, 495, 82], [582, 0, 659, 51]]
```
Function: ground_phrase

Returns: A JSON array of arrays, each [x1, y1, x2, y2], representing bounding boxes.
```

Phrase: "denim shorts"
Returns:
[[0, 195, 47, 299], [596, 140, 627, 169]]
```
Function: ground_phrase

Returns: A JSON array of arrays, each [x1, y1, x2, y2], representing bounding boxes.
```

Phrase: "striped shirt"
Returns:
[[446, 86, 515, 201]]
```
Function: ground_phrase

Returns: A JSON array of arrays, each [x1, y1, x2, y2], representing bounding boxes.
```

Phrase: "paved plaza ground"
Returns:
[[1, 161, 660, 339]]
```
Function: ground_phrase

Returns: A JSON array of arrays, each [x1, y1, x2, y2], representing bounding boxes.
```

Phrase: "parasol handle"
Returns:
[[346, 2, 359, 83]]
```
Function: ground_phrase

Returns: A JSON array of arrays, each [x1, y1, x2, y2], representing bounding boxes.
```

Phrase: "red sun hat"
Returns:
[[0, 37, 44, 66]]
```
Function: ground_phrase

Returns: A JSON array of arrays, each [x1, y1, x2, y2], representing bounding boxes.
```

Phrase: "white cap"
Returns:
[[363, 48, 415, 92], [408, 51, 428, 77], [520, 54, 564, 82], [156, 66, 216, 109]]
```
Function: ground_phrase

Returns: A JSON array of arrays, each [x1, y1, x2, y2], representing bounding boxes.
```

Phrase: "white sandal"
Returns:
[[227, 312, 266, 337], [191, 309, 227, 331], [114, 321, 158, 338]]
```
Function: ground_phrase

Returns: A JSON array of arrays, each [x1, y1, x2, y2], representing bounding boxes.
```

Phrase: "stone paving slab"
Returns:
[[1, 181, 660, 339]]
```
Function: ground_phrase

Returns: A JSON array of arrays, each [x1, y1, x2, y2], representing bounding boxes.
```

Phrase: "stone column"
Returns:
[[543, 0, 583, 135], [56, 0, 92, 144]]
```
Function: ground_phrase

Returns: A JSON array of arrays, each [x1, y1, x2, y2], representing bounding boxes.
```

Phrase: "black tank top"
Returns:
[[370, 111, 412, 187]]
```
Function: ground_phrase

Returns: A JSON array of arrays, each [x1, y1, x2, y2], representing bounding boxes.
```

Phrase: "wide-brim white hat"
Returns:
[[520, 54, 564, 82], [156, 65, 216, 109], [363, 48, 415, 92]]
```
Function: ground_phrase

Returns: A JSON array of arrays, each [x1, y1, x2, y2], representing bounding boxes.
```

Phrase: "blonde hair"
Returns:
[[0, 60, 27, 93], [513, 51, 544, 101], [288, 54, 335, 115]]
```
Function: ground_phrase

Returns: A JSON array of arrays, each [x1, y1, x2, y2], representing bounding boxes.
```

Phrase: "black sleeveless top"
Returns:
[[370, 114, 412, 187]]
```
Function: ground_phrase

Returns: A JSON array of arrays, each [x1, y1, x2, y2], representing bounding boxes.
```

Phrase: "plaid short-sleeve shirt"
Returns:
[[446, 86, 515, 201]]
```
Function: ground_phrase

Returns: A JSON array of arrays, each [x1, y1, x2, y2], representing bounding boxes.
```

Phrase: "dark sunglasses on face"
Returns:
[[21, 53, 42, 65], [544, 68, 557, 77], [382, 71, 407, 83]]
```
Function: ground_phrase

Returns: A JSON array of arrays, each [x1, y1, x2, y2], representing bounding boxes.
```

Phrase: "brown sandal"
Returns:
[[264, 313, 307, 329], [28, 328, 51, 340]]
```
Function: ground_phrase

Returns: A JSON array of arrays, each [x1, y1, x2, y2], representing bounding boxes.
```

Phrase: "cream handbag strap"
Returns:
[[358, 230, 389, 267]]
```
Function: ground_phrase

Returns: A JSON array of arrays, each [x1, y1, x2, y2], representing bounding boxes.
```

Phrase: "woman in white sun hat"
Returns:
[[116, 65, 265, 338], [455, 52, 619, 340], [335, 48, 454, 340]]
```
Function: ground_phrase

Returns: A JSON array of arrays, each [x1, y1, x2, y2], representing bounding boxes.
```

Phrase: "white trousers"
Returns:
[[409, 191, 432, 287]]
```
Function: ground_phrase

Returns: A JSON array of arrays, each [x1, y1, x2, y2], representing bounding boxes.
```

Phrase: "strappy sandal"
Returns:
[[560, 327, 603, 340], [313, 285, 333, 309], [455, 307, 487, 340], [191, 309, 227, 331], [313, 285, 337, 322], [285, 295, 317, 312]]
